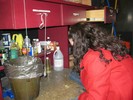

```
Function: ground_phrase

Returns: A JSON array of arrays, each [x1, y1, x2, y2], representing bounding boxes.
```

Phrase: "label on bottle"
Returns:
[[29, 47, 34, 56], [54, 59, 63, 68], [10, 49, 18, 59]]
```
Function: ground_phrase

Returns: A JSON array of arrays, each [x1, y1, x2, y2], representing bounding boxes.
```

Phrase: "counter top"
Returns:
[[36, 68, 82, 100]]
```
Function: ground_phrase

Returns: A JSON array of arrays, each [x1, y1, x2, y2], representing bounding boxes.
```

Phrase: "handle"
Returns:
[[12, 34, 18, 41], [73, 13, 80, 16], [33, 9, 51, 13], [53, 50, 57, 57]]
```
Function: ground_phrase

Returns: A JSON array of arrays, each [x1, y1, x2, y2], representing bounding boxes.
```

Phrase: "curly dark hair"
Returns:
[[69, 22, 129, 73]]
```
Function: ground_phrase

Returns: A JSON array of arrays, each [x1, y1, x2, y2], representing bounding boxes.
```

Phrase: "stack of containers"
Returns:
[[1, 33, 11, 59]]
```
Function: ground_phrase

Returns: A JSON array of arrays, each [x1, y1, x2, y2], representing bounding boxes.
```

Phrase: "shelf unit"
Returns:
[[86, 6, 116, 23]]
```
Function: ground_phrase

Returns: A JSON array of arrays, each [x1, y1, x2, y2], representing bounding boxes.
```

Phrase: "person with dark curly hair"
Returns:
[[68, 22, 133, 100]]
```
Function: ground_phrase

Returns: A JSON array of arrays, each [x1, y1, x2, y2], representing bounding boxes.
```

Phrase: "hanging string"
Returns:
[[38, 13, 48, 29], [43, 13, 47, 64], [23, 0, 28, 36], [39, 14, 45, 29], [23, 0, 29, 98], [32, 9, 50, 76], [36, 12, 48, 58], [40, 13, 48, 77]]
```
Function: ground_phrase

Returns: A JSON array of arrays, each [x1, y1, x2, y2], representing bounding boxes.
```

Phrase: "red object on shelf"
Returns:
[[0, 66, 4, 100]]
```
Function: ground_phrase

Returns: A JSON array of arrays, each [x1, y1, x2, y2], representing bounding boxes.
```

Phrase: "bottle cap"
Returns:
[[56, 46, 60, 50], [47, 37, 50, 39]]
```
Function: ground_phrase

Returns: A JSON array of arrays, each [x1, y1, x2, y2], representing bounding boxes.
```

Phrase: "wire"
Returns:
[[43, 13, 48, 77], [23, 0, 28, 36], [23, 0, 29, 98]]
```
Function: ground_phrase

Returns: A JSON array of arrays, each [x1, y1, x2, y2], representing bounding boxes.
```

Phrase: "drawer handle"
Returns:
[[73, 13, 80, 16], [33, 9, 51, 13], [32, 9, 51, 29]]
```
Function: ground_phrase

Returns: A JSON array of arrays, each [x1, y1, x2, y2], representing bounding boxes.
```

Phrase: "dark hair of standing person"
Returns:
[[68, 22, 129, 74]]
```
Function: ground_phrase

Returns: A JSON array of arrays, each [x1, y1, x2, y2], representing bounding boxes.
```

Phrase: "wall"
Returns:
[[38, 26, 69, 68], [116, 0, 133, 32], [115, 0, 133, 57]]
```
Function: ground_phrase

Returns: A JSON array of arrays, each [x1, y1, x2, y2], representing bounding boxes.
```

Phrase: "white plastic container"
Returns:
[[24, 36, 31, 48], [36, 39, 41, 54], [53, 46, 64, 71]]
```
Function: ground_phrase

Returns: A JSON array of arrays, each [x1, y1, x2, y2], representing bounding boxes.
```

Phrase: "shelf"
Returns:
[[86, 9, 104, 22], [37, 0, 94, 10], [86, 6, 116, 23]]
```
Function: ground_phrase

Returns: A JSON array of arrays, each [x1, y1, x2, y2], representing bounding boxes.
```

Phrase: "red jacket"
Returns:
[[78, 49, 133, 100]]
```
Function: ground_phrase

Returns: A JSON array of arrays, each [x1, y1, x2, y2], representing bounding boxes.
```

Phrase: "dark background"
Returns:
[[92, 0, 133, 57], [92, 0, 133, 32]]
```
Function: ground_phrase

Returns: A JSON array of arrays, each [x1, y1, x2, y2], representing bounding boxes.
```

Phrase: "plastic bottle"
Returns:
[[36, 39, 41, 54], [46, 37, 51, 51], [22, 42, 27, 55], [24, 36, 31, 48], [47, 37, 51, 45], [28, 43, 34, 56], [53, 46, 64, 71], [10, 40, 19, 59], [44, 57, 52, 77], [32, 39, 38, 56], [46, 57, 52, 74]]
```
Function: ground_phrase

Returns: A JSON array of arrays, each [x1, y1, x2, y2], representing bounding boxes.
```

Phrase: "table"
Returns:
[[36, 68, 82, 100]]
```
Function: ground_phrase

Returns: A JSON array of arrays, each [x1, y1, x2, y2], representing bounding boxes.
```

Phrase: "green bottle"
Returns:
[[10, 40, 19, 59]]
